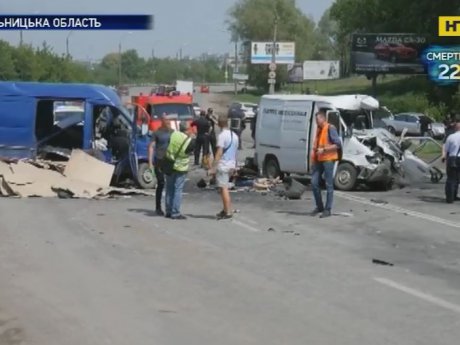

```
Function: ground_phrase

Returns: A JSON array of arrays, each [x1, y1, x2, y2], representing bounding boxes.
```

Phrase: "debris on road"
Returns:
[[370, 199, 389, 205], [372, 259, 394, 267], [0, 149, 155, 199], [283, 177, 307, 200]]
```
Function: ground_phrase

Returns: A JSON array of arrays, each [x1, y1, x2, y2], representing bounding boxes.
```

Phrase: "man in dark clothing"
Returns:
[[206, 108, 217, 157], [229, 106, 245, 150], [442, 115, 460, 201], [148, 113, 174, 216], [191, 110, 211, 166], [250, 108, 257, 148]]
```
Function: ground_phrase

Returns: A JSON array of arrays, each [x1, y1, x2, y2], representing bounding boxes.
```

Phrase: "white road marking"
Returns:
[[336, 191, 460, 229], [232, 219, 261, 233], [375, 277, 460, 314]]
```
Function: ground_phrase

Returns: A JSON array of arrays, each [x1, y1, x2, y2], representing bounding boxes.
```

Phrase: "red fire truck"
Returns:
[[131, 85, 197, 133]]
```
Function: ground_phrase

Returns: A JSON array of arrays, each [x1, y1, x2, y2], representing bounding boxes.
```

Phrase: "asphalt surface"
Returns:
[[1, 98, 460, 345]]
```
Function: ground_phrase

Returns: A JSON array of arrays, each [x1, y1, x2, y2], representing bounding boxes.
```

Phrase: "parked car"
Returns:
[[382, 112, 445, 138], [229, 102, 257, 122], [192, 102, 201, 117], [374, 43, 417, 63]]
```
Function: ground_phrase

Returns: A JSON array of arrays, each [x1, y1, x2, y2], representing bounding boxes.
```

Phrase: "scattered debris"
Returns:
[[267, 227, 276, 232], [371, 199, 388, 205], [294, 233, 300, 236], [283, 177, 307, 200], [196, 178, 207, 189], [0, 149, 155, 199], [282, 230, 295, 234], [372, 259, 394, 267]]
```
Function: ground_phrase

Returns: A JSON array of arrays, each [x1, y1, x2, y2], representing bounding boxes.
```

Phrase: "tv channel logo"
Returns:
[[439, 16, 460, 36]]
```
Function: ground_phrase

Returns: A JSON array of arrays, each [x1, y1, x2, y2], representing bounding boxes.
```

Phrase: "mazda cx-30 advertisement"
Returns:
[[351, 34, 430, 74]]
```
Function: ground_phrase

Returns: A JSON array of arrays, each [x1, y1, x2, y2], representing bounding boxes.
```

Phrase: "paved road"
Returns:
[[1, 125, 460, 345]]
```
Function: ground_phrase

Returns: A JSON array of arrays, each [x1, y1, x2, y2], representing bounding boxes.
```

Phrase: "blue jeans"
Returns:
[[165, 172, 187, 217], [311, 161, 335, 211]]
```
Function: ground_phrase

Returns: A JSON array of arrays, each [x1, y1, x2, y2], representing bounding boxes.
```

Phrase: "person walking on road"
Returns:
[[310, 110, 342, 218], [443, 119, 460, 203], [206, 108, 217, 157], [148, 113, 173, 216], [210, 115, 239, 220], [164, 122, 194, 220], [191, 110, 211, 166]]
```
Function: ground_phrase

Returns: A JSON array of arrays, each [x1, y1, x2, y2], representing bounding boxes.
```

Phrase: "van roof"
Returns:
[[261, 94, 379, 111], [0, 82, 121, 106]]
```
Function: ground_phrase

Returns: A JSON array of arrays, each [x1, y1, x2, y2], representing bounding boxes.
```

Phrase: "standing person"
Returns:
[[229, 105, 245, 150], [191, 110, 211, 166], [250, 107, 257, 148], [206, 108, 217, 157], [148, 113, 173, 216], [310, 110, 342, 218], [442, 115, 459, 201], [210, 115, 239, 220], [164, 122, 194, 220], [443, 120, 460, 203]]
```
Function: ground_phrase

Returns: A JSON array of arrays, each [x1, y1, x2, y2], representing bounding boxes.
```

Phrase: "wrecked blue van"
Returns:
[[0, 82, 154, 188]]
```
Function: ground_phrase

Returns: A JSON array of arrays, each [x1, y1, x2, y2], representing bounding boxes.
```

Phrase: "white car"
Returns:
[[230, 102, 258, 121], [193, 103, 201, 117]]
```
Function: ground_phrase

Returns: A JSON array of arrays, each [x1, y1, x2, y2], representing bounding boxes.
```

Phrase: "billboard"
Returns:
[[351, 34, 429, 74], [287, 63, 304, 83], [251, 42, 295, 64], [303, 60, 340, 80]]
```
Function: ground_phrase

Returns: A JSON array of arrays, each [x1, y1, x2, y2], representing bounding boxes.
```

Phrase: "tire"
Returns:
[[334, 162, 358, 191], [387, 126, 396, 135], [137, 162, 157, 189], [264, 156, 283, 180], [369, 179, 394, 191]]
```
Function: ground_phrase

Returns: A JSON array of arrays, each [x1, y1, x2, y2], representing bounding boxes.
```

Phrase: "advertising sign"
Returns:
[[287, 63, 304, 83], [351, 34, 430, 74], [251, 42, 295, 64], [232, 73, 249, 81], [303, 60, 340, 80]]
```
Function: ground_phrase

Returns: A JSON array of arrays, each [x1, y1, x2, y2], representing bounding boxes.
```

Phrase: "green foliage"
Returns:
[[0, 39, 225, 85]]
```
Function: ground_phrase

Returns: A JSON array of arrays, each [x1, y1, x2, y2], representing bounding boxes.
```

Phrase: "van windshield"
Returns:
[[339, 110, 372, 130]]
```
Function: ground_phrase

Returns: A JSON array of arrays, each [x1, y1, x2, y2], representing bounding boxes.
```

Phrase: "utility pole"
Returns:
[[66, 31, 72, 57], [118, 42, 122, 86], [179, 48, 183, 61], [19, 30, 23, 46], [234, 39, 238, 95], [268, 13, 278, 95]]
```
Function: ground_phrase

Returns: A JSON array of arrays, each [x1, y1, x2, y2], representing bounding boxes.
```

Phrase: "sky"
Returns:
[[0, 0, 334, 61]]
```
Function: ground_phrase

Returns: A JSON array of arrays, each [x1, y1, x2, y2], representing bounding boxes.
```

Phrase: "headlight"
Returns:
[[366, 155, 381, 164]]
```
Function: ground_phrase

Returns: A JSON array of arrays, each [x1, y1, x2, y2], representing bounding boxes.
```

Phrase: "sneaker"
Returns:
[[165, 213, 172, 218], [310, 208, 323, 216], [320, 210, 332, 218], [155, 209, 165, 216], [217, 212, 233, 220], [171, 214, 187, 220]]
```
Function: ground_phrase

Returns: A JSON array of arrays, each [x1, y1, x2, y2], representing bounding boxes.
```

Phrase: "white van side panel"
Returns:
[[256, 98, 284, 169], [279, 100, 313, 173]]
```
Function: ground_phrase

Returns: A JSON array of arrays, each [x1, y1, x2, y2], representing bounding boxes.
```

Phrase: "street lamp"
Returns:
[[66, 31, 73, 57], [118, 32, 132, 86]]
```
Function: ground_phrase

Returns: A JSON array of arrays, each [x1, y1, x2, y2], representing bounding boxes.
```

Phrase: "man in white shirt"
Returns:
[[444, 120, 460, 203], [210, 115, 239, 220]]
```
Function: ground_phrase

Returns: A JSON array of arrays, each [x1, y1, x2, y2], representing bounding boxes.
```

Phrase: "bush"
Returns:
[[379, 92, 447, 120]]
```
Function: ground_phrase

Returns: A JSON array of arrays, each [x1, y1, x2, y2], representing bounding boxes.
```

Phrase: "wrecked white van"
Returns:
[[255, 94, 403, 191]]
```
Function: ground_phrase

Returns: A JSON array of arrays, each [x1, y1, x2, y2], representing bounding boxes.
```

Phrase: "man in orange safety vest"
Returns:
[[310, 110, 342, 218]]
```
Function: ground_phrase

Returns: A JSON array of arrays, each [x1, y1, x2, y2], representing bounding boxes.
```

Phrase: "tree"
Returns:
[[228, 0, 318, 90], [0, 41, 17, 80]]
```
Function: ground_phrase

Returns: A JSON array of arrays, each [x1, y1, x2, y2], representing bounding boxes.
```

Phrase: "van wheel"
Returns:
[[387, 126, 396, 135], [137, 162, 157, 189], [264, 157, 284, 180], [334, 162, 358, 191]]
